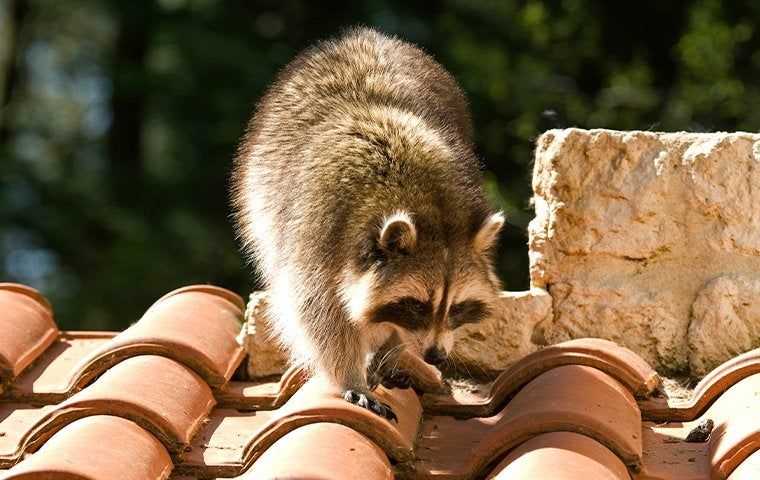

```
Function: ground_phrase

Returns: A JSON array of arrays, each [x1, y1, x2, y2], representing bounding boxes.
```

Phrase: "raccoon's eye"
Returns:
[[369, 297, 432, 330], [448, 300, 489, 328]]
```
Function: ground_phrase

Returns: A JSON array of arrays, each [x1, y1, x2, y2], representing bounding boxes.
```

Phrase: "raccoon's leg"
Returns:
[[342, 389, 397, 422], [306, 301, 398, 422]]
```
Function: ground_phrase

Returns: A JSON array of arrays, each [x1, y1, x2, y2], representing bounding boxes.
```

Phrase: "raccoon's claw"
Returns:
[[343, 390, 398, 423], [381, 370, 413, 390]]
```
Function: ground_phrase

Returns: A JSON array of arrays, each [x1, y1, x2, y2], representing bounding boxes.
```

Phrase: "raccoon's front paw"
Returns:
[[380, 370, 412, 390], [343, 390, 398, 423]]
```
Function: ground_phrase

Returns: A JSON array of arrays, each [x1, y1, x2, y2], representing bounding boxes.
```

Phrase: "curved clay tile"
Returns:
[[0, 403, 55, 468], [180, 380, 422, 476], [1, 415, 173, 480], [6, 332, 115, 403], [59, 285, 245, 393], [0, 284, 58, 384], [415, 365, 642, 479], [20, 355, 215, 456], [485, 432, 631, 480], [232, 423, 393, 480], [641, 347, 760, 422], [639, 420, 710, 479], [241, 380, 422, 466], [423, 338, 659, 417], [179, 408, 277, 477], [706, 373, 760, 479], [217, 364, 308, 409], [727, 449, 760, 480]]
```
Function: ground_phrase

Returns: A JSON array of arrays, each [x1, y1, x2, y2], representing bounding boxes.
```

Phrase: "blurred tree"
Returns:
[[1, 0, 30, 144], [0, 0, 758, 330]]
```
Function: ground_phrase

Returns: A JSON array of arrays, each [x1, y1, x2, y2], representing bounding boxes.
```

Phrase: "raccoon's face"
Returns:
[[340, 209, 504, 368]]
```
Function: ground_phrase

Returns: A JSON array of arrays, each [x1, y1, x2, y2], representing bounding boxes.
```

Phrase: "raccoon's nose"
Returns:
[[423, 347, 446, 367]]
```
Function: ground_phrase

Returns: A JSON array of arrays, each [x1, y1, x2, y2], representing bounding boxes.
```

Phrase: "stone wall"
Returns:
[[528, 129, 760, 375]]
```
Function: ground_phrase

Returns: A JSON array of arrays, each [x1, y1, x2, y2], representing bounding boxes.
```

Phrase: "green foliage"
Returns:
[[1, 0, 758, 330]]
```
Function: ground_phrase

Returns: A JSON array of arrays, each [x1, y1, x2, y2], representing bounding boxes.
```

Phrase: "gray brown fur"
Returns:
[[230, 27, 503, 400]]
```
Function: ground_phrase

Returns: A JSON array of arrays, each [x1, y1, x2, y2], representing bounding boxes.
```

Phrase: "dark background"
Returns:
[[1, 0, 758, 330]]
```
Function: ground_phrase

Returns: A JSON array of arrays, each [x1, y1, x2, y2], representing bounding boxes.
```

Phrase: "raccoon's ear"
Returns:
[[474, 212, 504, 253], [379, 212, 417, 254]]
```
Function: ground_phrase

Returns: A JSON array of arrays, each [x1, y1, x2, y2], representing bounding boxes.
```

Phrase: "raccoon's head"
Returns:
[[340, 208, 504, 369]]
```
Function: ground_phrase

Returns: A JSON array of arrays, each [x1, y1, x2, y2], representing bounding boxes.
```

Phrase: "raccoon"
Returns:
[[231, 27, 504, 420]]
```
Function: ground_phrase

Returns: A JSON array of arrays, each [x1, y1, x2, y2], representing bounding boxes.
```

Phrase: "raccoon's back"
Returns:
[[231, 27, 483, 278], [257, 28, 471, 147]]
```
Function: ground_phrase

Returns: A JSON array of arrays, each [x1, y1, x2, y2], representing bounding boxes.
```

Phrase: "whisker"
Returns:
[[373, 341, 413, 373], [451, 350, 478, 380]]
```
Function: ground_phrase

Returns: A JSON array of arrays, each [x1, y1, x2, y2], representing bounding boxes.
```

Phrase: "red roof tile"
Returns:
[[215, 364, 308, 409], [641, 347, 760, 422], [485, 432, 630, 480], [423, 338, 660, 418], [1, 282, 760, 479], [415, 365, 642, 479], [0, 284, 58, 385], [232, 423, 393, 480], [1, 415, 173, 480], [705, 373, 760, 478], [728, 449, 760, 480], [0, 404, 53, 467], [73, 285, 245, 390], [23, 355, 216, 456], [7, 332, 115, 403], [179, 378, 421, 477]]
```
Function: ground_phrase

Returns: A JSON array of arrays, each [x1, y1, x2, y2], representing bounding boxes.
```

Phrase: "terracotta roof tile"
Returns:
[[216, 364, 308, 409], [639, 420, 710, 479], [6, 332, 115, 403], [2, 282, 760, 479], [3, 285, 244, 405], [22, 355, 216, 456], [423, 338, 660, 418], [415, 365, 642, 479], [271, 379, 421, 461], [231, 423, 393, 480], [179, 408, 275, 477], [0, 284, 58, 386], [485, 432, 631, 480], [641, 347, 760, 422], [70, 285, 245, 390], [179, 380, 421, 477], [728, 449, 760, 480], [705, 373, 760, 478], [0, 404, 54, 467], [639, 371, 760, 479], [0, 415, 173, 480]]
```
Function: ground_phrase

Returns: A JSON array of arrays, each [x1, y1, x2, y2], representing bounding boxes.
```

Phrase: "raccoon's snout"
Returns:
[[423, 346, 447, 366]]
